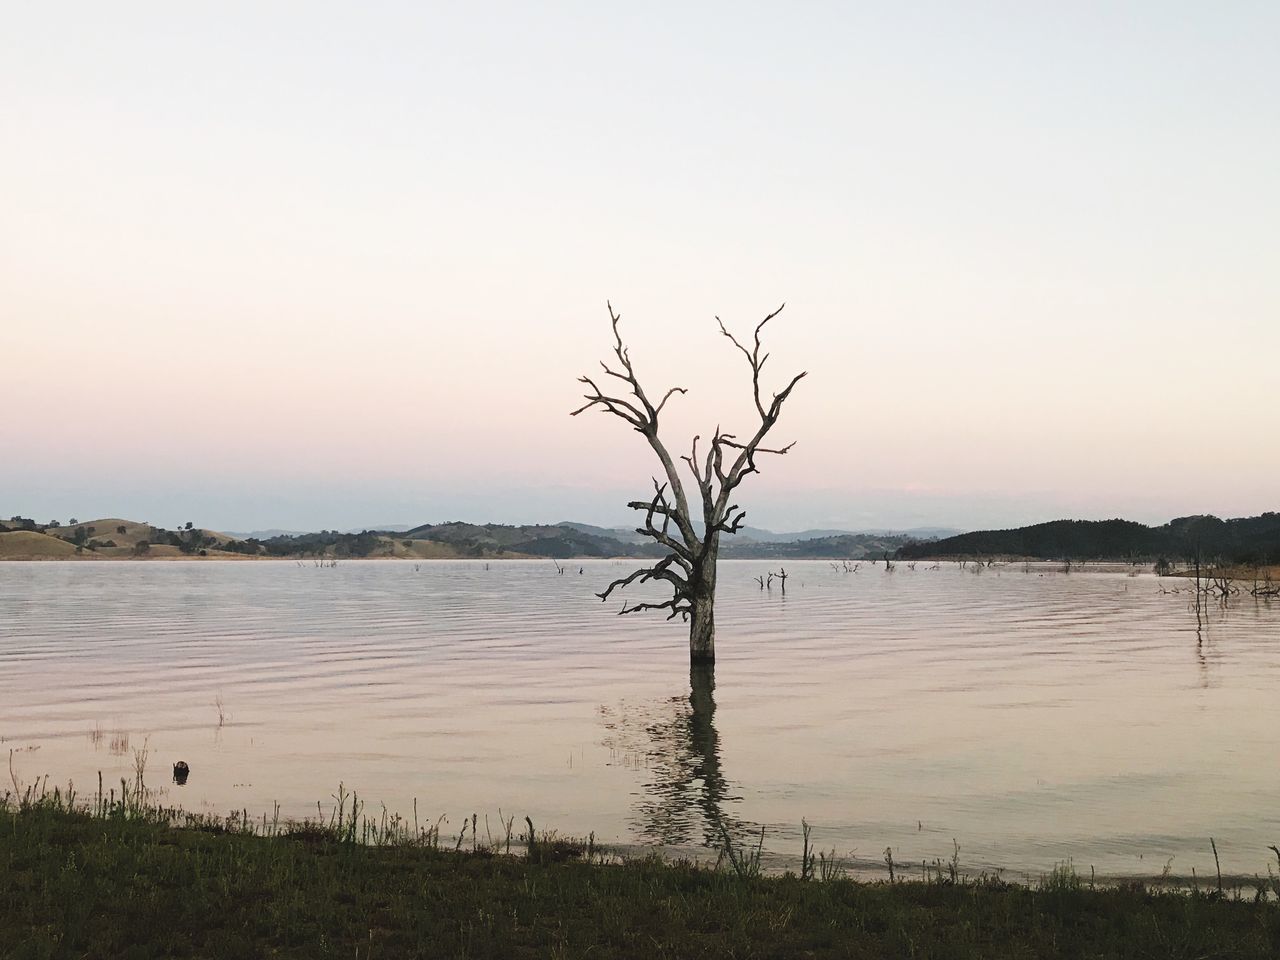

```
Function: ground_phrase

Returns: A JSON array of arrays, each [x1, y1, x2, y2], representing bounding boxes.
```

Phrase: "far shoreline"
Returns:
[[5, 553, 1277, 581]]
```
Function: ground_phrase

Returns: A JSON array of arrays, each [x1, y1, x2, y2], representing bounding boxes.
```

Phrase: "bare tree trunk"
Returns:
[[689, 603, 715, 662], [689, 603, 716, 663], [689, 547, 718, 663]]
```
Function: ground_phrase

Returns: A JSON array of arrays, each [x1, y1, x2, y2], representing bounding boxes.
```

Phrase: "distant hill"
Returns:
[[558, 520, 961, 546], [0, 514, 946, 562], [405, 522, 920, 560], [896, 513, 1280, 564], [735, 526, 860, 543], [0, 530, 81, 559], [732, 524, 962, 543], [0, 517, 255, 560], [226, 529, 309, 540], [402, 521, 649, 559], [230, 524, 414, 539], [0, 515, 485, 561], [257, 530, 470, 559], [721, 532, 913, 559], [555, 521, 868, 545], [555, 521, 649, 545]]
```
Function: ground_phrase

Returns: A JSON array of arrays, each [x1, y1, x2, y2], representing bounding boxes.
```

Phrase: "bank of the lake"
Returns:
[[4, 797, 1280, 959]]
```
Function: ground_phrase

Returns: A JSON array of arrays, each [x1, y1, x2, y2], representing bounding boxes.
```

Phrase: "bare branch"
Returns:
[[717, 303, 788, 419], [711, 505, 747, 535], [765, 371, 808, 421], [717, 438, 796, 456], [716, 316, 755, 367], [655, 386, 688, 416], [569, 375, 648, 429], [626, 481, 693, 564], [682, 435, 708, 496], [599, 360, 632, 383], [709, 308, 806, 519], [597, 554, 688, 603], [573, 304, 702, 550], [618, 597, 692, 621]]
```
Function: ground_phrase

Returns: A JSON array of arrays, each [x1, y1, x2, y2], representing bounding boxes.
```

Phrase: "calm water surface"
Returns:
[[2, 559, 1278, 880]]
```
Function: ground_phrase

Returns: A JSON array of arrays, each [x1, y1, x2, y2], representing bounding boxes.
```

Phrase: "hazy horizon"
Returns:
[[4, 487, 1276, 540], [4, 3, 1277, 533]]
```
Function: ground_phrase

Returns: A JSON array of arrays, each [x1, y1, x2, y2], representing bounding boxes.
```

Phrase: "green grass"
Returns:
[[4, 788, 1280, 959]]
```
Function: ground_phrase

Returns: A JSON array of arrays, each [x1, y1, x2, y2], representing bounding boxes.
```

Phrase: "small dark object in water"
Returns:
[[173, 761, 190, 785]]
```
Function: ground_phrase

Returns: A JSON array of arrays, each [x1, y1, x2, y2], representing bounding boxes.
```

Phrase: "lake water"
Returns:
[[3, 559, 1278, 881]]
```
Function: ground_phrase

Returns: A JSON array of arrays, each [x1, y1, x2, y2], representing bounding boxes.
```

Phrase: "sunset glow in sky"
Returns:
[[3, 3, 1277, 532]]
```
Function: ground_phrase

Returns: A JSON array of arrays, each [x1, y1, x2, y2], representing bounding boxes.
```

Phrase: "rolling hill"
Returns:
[[1, 516, 930, 561], [895, 513, 1280, 564], [0, 518, 256, 560]]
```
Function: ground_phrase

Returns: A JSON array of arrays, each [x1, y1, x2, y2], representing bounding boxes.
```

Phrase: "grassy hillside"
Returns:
[[257, 530, 480, 559], [77, 518, 236, 546], [0, 517, 264, 560], [722, 532, 911, 559], [0, 531, 80, 559], [402, 521, 648, 559], [0, 516, 480, 561]]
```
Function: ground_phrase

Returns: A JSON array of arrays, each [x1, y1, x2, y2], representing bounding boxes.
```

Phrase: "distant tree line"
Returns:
[[721, 533, 911, 560], [259, 530, 383, 558], [400, 521, 649, 559], [896, 514, 1280, 565]]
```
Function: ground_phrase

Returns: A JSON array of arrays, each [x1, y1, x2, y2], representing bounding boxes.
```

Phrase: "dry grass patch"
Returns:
[[0, 531, 80, 559]]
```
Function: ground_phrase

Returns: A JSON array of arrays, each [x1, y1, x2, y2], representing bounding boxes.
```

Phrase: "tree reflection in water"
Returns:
[[600, 663, 749, 848]]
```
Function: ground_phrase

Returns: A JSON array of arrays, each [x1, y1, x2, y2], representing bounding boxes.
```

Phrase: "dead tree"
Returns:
[[572, 303, 805, 665]]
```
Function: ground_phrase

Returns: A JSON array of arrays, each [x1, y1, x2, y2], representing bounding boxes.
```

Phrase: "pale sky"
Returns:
[[3, 2, 1277, 533]]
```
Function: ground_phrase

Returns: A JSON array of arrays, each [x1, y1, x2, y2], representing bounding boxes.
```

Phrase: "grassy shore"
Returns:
[[1170, 563, 1280, 582], [4, 789, 1280, 958]]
